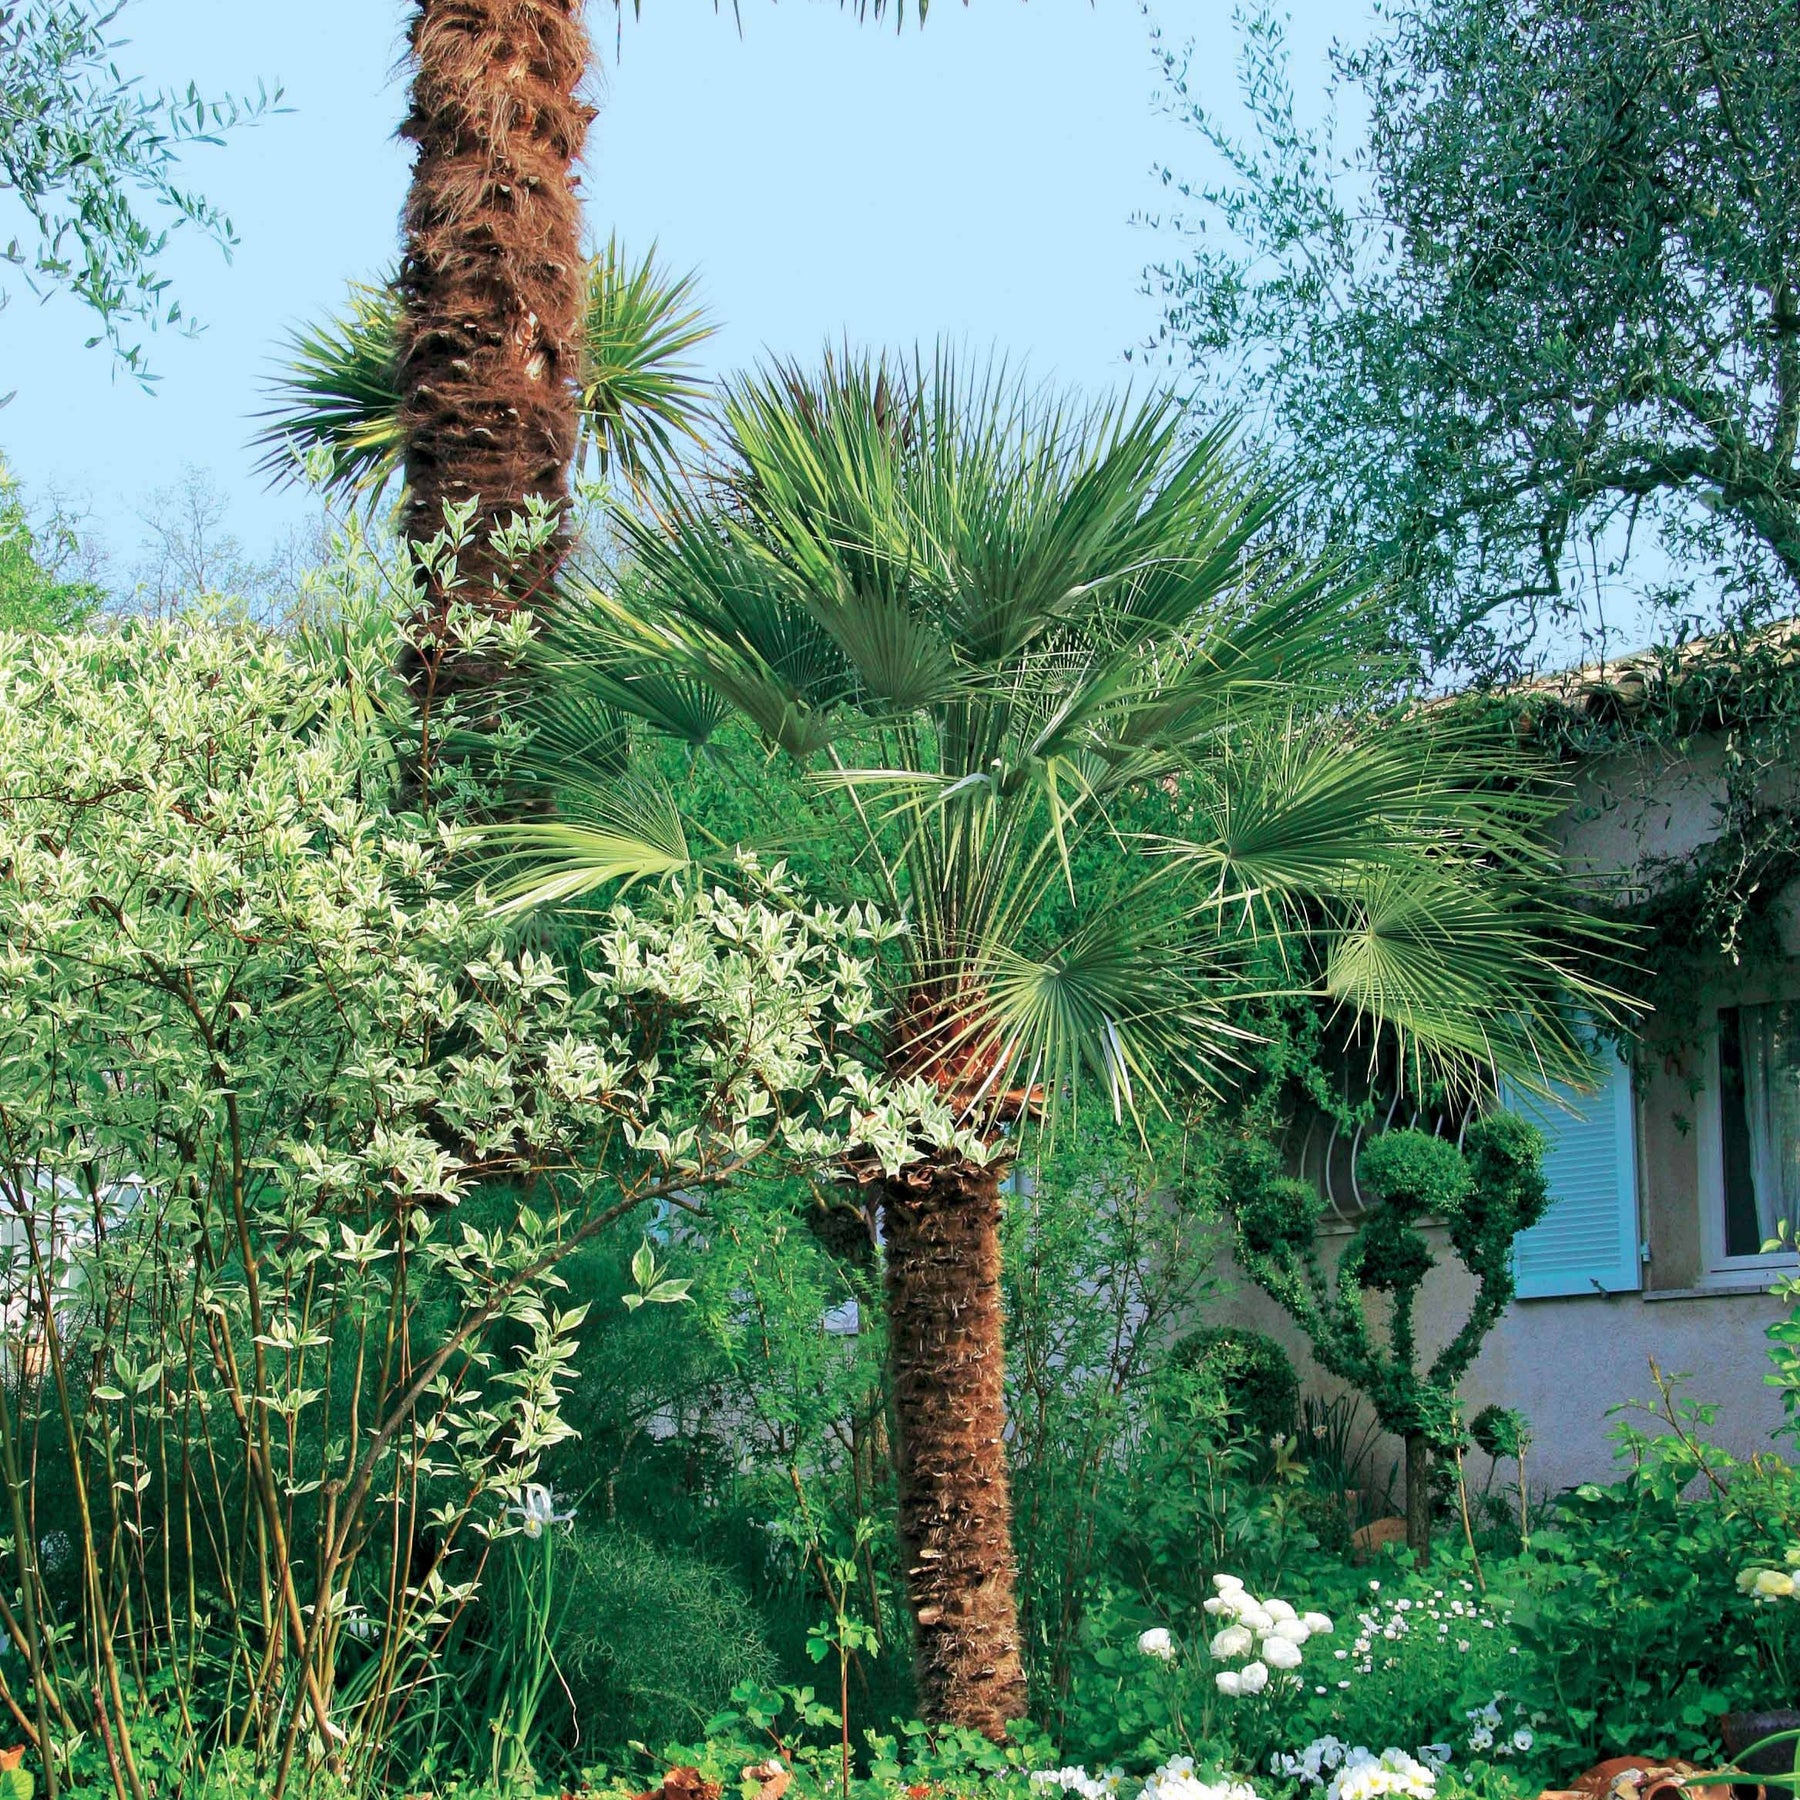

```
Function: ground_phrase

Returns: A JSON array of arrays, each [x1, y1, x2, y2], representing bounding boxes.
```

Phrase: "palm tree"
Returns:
[[395, 0, 595, 631], [256, 239, 717, 510], [370, 0, 924, 686], [483, 351, 1624, 1736]]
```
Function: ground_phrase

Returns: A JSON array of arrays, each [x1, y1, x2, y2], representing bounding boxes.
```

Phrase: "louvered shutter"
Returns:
[[1502, 1049, 1640, 1298]]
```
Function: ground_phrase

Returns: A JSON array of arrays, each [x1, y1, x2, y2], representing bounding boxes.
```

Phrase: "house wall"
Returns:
[[1205, 1227, 1791, 1498], [1209, 728, 1799, 1498]]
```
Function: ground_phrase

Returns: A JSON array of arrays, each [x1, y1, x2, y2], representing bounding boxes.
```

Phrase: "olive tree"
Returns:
[[1147, 0, 1800, 677]]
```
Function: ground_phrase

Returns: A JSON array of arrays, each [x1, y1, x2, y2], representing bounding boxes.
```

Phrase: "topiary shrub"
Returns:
[[1168, 1324, 1300, 1445], [1227, 1116, 1549, 1558]]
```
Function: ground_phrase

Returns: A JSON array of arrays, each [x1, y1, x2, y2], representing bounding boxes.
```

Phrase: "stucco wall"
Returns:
[[1203, 1224, 1793, 1499]]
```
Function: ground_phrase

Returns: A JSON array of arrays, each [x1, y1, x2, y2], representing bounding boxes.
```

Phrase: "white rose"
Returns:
[[1138, 1626, 1176, 1661], [1210, 1625, 1255, 1659], [1271, 1616, 1311, 1643], [1237, 1603, 1274, 1632], [1216, 1669, 1244, 1697], [1303, 1612, 1335, 1636], [1262, 1635, 1304, 1670], [1754, 1568, 1796, 1599], [1264, 1597, 1298, 1623], [1238, 1659, 1270, 1694], [1213, 1573, 1247, 1594]]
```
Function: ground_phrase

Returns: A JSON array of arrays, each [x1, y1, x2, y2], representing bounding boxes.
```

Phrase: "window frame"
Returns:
[[1695, 1008, 1800, 1288]]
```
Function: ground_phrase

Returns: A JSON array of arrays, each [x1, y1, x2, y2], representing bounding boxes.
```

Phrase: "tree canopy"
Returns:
[[1146, 0, 1800, 679], [0, 0, 276, 381]]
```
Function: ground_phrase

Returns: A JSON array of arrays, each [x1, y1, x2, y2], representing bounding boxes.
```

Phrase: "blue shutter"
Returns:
[[1502, 1049, 1640, 1298]]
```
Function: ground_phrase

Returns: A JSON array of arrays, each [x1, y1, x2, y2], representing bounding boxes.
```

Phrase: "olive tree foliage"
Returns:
[[0, 0, 276, 381], [1227, 1115, 1548, 1554], [1144, 0, 1800, 679], [0, 611, 967, 1798]]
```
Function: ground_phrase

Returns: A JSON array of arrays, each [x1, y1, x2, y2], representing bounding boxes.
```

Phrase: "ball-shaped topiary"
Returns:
[[1169, 1324, 1301, 1445], [1470, 1402, 1529, 1462], [1356, 1128, 1473, 1223]]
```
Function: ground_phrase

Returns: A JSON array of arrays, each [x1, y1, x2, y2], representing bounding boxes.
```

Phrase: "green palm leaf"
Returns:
[[254, 238, 718, 506], [501, 345, 1632, 1121], [253, 275, 404, 501]]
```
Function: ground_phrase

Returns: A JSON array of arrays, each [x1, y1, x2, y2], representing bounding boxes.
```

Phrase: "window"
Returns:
[[1504, 1045, 1640, 1298], [1712, 1003, 1800, 1264]]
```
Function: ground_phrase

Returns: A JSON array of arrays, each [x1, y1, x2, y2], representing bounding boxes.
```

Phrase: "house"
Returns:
[[1217, 630, 1800, 1494]]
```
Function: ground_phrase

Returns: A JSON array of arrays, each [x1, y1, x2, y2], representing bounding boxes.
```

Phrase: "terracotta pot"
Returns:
[[1351, 1515, 1409, 1557], [1559, 1756, 1730, 1800], [1721, 1711, 1800, 1800]]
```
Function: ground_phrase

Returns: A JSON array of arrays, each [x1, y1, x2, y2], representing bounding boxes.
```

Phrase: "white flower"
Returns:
[[1216, 1669, 1244, 1697], [1214, 1573, 1247, 1594], [1262, 1635, 1304, 1671], [1327, 1749, 1437, 1800], [1237, 1603, 1275, 1633], [506, 1483, 573, 1539], [1511, 1730, 1533, 1754], [1417, 1747, 1453, 1774], [1034, 1771, 1106, 1800], [1238, 1659, 1270, 1694], [1466, 1727, 1494, 1754], [1753, 1568, 1796, 1600], [1140, 1769, 1260, 1800], [1210, 1624, 1255, 1659], [1264, 1597, 1298, 1623], [1302, 1612, 1335, 1636], [1270, 1616, 1312, 1644], [1138, 1627, 1176, 1662]]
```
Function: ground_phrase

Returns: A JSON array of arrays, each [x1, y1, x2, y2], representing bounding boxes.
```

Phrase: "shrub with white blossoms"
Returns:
[[1034, 1758, 1259, 1800], [1204, 1574, 1333, 1696], [0, 619, 974, 1791], [1280, 1578, 1528, 1781]]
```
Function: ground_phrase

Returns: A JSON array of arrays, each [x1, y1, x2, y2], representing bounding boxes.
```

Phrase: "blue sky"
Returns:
[[1, 1, 1362, 570]]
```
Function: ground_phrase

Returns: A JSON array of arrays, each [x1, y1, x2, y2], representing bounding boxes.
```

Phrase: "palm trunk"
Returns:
[[881, 1154, 1028, 1739], [397, 0, 593, 688], [1404, 1430, 1431, 1564]]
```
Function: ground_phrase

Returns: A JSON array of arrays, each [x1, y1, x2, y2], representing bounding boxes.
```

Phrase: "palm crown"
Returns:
[[500, 350, 1622, 1122], [254, 237, 717, 507]]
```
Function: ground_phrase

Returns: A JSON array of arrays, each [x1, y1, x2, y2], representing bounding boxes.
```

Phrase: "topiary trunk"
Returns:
[[396, 0, 594, 689], [881, 1154, 1028, 1739], [1404, 1430, 1431, 1563]]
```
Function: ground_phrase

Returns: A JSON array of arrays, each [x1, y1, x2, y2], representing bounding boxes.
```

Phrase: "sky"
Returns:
[[0, 0, 1365, 578]]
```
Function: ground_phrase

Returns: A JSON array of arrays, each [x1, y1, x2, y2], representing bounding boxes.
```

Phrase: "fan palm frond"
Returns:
[[505, 344, 1632, 1119], [253, 275, 404, 501], [254, 240, 718, 507], [575, 238, 716, 488]]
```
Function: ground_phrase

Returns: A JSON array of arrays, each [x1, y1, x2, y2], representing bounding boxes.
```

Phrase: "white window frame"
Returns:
[[1694, 1009, 1800, 1288]]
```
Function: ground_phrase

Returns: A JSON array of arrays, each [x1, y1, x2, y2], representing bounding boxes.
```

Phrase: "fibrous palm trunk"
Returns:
[[397, 0, 594, 687], [882, 1153, 1028, 1739]]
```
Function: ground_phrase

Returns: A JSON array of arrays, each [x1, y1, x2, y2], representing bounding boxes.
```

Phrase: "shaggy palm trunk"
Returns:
[[1404, 1431, 1431, 1563], [882, 1154, 1028, 1739], [397, 0, 593, 691]]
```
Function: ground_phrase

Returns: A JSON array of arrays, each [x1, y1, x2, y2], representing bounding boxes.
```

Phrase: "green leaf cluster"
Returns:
[[1229, 1115, 1549, 1445]]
